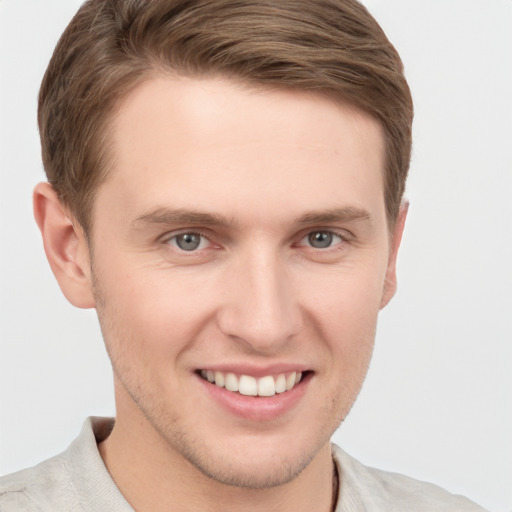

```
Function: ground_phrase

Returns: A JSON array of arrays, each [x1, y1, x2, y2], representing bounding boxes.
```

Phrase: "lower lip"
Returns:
[[196, 373, 311, 422]]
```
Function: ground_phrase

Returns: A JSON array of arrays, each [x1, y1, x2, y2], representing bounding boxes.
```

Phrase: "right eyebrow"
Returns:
[[131, 207, 238, 229]]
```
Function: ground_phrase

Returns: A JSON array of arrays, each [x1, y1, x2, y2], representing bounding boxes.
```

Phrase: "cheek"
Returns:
[[301, 263, 386, 330], [300, 265, 384, 380], [94, 266, 217, 361]]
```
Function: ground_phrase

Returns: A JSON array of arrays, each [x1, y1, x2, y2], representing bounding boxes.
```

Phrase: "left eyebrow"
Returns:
[[294, 207, 372, 226]]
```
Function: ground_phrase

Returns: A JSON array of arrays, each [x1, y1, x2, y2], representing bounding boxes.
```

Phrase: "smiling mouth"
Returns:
[[198, 370, 306, 397]]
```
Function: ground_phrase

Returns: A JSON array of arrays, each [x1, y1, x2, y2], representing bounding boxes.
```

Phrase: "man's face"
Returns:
[[87, 76, 399, 488]]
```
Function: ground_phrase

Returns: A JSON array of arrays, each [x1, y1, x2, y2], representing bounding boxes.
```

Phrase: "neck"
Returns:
[[99, 411, 337, 512]]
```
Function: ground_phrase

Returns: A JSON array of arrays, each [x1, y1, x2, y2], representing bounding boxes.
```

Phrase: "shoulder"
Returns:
[[0, 417, 116, 512], [331, 444, 490, 512], [0, 452, 75, 511]]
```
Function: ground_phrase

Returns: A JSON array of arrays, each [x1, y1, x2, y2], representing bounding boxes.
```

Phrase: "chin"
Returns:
[[180, 442, 317, 489], [154, 416, 337, 490]]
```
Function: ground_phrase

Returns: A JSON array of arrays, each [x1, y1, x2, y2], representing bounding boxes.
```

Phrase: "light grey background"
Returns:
[[1, 1, 511, 511]]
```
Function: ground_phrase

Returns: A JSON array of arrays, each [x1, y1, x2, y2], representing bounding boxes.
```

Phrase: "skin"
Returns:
[[34, 76, 406, 512]]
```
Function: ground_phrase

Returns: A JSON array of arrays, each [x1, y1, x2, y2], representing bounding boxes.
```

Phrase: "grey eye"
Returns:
[[174, 233, 203, 251], [308, 231, 335, 248]]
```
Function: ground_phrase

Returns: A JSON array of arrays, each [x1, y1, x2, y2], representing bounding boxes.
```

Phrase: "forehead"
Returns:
[[96, 75, 386, 227]]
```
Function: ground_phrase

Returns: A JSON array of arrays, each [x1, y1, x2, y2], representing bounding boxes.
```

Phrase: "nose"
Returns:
[[216, 246, 303, 353]]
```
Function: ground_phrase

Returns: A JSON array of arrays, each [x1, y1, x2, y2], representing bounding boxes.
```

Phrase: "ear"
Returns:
[[380, 202, 408, 309], [33, 182, 95, 309]]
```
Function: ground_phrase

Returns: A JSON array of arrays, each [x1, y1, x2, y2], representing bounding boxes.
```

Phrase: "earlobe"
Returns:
[[380, 202, 408, 309], [33, 182, 95, 309]]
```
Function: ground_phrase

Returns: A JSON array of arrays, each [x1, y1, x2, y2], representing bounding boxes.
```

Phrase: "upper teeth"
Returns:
[[200, 370, 303, 397]]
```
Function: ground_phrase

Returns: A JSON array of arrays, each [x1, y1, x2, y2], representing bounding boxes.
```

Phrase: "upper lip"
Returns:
[[196, 363, 311, 378]]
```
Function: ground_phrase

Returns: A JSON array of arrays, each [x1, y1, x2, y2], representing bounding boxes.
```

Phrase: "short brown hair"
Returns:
[[39, 0, 413, 232]]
